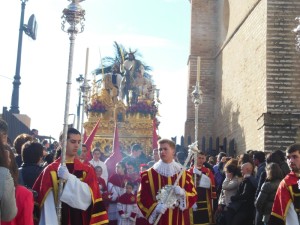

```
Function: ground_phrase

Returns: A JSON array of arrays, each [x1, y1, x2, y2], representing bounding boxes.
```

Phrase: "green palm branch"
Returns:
[[92, 41, 152, 76]]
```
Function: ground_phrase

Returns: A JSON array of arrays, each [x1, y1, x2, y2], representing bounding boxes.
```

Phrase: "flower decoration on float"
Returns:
[[126, 101, 158, 117], [87, 99, 107, 113]]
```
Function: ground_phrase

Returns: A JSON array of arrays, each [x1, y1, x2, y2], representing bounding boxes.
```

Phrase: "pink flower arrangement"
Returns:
[[126, 101, 158, 116], [88, 100, 107, 113]]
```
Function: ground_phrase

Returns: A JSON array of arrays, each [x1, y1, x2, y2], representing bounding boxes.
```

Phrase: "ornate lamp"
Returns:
[[293, 17, 300, 52], [57, 1, 85, 224], [80, 77, 91, 146]]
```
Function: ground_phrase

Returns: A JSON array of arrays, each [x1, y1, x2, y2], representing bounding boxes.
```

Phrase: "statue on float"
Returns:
[[119, 51, 153, 105], [102, 64, 123, 104], [88, 43, 159, 121]]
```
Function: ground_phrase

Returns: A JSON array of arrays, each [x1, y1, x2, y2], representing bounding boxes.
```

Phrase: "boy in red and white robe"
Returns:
[[117, 182, 137, 225]]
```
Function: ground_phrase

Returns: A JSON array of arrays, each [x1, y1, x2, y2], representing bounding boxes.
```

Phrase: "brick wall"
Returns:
[[214, 0, 267, 154], [263, 0, 300, 151], [186, 0, 300, 154]]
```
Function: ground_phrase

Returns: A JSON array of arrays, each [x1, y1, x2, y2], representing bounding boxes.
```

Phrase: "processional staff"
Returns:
[[191, 56, 202, 184], [57, 1, 85, 224]]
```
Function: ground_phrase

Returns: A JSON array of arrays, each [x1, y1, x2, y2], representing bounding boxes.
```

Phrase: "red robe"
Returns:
[[268, 172, 300, 225], [108, 174, 128, 187], [98, 176, 110, 209], [98, 176, 108, 194], [188, 166, 217, 225], [117, 193, 137, 219], [137, 168, 197, 225], [32, 158, 109, 225]]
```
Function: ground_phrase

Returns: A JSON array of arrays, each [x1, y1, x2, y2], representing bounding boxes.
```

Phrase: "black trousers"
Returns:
[[226, 207, 254, 225]]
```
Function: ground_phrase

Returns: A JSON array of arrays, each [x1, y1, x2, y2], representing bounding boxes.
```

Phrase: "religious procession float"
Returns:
[[83, 42, 160, 156]]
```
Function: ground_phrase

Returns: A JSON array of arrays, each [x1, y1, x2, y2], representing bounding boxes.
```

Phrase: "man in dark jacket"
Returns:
[[253, 151, 266, 225]]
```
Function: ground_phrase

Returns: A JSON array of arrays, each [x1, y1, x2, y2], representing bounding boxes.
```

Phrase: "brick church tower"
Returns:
[[185, 0, 300, 155]]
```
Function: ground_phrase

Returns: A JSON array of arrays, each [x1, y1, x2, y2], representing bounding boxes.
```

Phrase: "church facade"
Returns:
[[185, 0, 300, 154]]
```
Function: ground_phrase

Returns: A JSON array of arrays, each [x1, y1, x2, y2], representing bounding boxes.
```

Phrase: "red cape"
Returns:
[[118, 193, 137, 205], [269, 172, 300, 225]]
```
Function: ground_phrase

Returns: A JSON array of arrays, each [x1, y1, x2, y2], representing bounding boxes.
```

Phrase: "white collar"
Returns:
[[153, 160, 183, 177]]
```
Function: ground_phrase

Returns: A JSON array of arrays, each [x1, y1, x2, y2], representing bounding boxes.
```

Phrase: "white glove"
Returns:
[[120, 214, 127, 219], [111, 192, 118, 201], [155, 202, 167, 214], [193, 167, 202, 176], [199, 174, 211, 188], [57, 165, 70, 180], [129, 216, 135, 222], [192, 203, 198, 211], [174, 186, 185, 196]]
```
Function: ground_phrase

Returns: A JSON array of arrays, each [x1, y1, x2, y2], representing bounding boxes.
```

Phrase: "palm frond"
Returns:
[[92, 41, 152, 75]]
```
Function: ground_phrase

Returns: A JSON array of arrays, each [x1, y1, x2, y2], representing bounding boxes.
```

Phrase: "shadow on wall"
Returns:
[[217, 0, 229, 49], [217, 98, 246, 156], [213, 1, 245, 155]]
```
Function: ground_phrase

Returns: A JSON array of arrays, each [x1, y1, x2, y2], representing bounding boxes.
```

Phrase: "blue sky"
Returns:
[[0, 0, 191, 142]]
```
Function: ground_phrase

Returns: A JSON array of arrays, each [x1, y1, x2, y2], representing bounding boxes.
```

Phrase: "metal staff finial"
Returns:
[[61, 0, 85, 34], [57, 1, 85, 224]]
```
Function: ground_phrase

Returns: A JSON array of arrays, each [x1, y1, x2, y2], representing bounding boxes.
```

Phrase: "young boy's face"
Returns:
[[95, 168, 102, 177], [116, 163, 124, 175], [126, 185, 133, 194], [93, 150, 101, 160], [127, 164, 135, 174]]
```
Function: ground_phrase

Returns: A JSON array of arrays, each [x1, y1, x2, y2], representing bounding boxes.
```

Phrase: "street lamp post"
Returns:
[[293, 17, 300, 142], [80, 77, 90, 147], [57, 0, 85, 224], [10, 0, 28, 114], [76, 74, 84, 130], [79, 48, 90, 150], [293, 17, 300, 52]]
